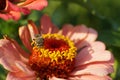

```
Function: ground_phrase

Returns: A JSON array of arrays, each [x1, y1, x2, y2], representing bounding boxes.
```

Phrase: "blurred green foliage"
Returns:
[[0, 0, 120, 80]]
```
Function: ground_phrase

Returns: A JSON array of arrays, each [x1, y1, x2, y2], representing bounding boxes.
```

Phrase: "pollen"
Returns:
[[29, 33, 77, 79]]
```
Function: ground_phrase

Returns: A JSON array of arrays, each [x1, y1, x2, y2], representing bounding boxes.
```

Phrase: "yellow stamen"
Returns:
[[29, 33, 77, 79]]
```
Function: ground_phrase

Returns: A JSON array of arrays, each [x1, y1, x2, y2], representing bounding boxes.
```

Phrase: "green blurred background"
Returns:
[[0, 0, 120, 80]]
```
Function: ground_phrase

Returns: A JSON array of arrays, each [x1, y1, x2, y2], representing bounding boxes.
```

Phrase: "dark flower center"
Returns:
[[44, 38, 70, 52], [29, 34, 77, 79]]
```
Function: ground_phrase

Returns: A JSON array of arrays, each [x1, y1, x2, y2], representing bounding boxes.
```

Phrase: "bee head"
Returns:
[[31, 34, 44, 47]]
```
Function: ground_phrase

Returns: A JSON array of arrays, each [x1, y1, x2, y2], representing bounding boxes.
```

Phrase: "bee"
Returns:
[[31, 34, 44, 47]]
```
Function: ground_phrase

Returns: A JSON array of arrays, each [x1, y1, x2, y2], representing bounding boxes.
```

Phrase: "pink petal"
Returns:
[[69, 25, 89, 44], [0, 13, 10, 21], [71, 64, 113, 76], [27, 20, 39, 40], [9, 11, 21, 20], [40, 14, 59, 34], [19, 26, 32, 52], [75, 41, 113, 66], [0, 11, 20, 20], [6, 72, 36, 80], [0, 56, 18, 72], [6, 61, 36, 80], [15, 61, 35, 76], [20, 0, 48, 10], [69, 75, 112, 80], [8, 1, 21, 11], [60, 24, 90, 50], [19, 7, 30, 15], [85, 28, 98, 42], [0, 0, 29, 20], [0, 39, 21, 71], [0, 39, 21, 59], [90, 41, 106, 52], [7, 37, 30, 60], [8, 1, 30, 14], [7, 2, 26, 20], [76, 28, 98, 49], [49, 77, 66, 80], [58, 24, 74, 37]]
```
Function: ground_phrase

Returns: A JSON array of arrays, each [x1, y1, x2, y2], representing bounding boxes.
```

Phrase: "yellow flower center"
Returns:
[[29, 33, 77, 79]]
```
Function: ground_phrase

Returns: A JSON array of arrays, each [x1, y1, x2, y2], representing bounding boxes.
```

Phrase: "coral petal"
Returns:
[[27, 20, 39, 40], [69, 75, 112, 80], [0, 14, 10, 20], [49, 77, 66, 80], [71, 64, 113, 76], [0, 56, 18, 72], [19, 26, 32, 52], [75, 42, 113, 66], [90, 41, 106, 51], [69, 25, 88, 44], [59, 24, 73, 37], [21, 0, 48, 10], [15, 61, 35, 75], [0, 11, 20, 20], [6, 72, 36, 80], [0, 39, 21, 71], [85, 28, 98, 42], [9, 11, 21, 20], [8, 38, 30, 59], [76, 28, 98, 49], [40, 14, 59, 34]]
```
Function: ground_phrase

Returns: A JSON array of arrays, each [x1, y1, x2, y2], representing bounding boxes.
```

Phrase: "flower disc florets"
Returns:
[[29, 33, 77, 79]]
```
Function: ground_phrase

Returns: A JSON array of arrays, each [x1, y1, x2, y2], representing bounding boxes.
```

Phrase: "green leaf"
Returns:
[[0, 65, 8, 80], [98, 30, 120, 47]]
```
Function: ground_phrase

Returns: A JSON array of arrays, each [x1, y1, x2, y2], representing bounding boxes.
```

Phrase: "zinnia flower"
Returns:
[[0, 0, 47, 20], [0, 15, 114, 80]]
